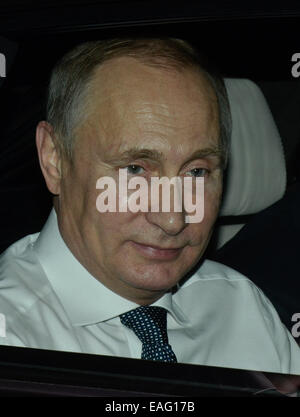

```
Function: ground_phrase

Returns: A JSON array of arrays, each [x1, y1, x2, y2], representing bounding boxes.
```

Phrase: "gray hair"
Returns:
[[46, 38, 231, 166]]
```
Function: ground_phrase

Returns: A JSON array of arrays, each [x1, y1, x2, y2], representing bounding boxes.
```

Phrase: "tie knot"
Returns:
[[120, 306, 177, 362], [120, 306, 168, 345]]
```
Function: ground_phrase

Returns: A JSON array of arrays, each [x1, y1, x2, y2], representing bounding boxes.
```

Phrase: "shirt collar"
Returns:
[[33, 209, 188, 327]]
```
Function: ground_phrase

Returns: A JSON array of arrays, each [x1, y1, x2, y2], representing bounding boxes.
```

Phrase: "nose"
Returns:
[[142, 174, 189, 235], [145, 210, 187, 236]]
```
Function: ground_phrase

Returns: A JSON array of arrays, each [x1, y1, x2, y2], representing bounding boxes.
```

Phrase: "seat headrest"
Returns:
[[220, 78, 286, 216]]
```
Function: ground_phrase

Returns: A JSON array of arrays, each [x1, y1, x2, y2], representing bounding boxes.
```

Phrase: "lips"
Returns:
[[130, 241, 183, 260]]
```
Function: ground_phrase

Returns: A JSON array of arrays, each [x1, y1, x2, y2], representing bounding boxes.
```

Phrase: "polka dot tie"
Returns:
[[120, 306, 177, 363]]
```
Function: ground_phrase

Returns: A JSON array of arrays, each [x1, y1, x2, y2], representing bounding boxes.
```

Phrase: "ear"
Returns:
[[36, 121, 63, 195]]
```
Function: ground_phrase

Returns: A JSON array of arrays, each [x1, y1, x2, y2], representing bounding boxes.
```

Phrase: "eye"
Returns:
[[126, 165, 145, 175], [186, 168, 208, 177]]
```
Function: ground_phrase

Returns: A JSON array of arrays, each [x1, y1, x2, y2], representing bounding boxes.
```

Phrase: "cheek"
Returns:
[[88, 211, 137, 243], [186, 181, 221, 243], [206, 190, 222, 220], [185, 200, 220, 247], [60, 162, 96, 211], [204, 175, 222, 217]]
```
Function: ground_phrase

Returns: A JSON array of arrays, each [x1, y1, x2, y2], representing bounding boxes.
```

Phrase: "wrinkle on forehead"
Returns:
[[87, 56, 216, 113], [76, 57, 219, 160]]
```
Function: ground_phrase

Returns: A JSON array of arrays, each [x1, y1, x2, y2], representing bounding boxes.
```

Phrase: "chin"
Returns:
[[124, 263, 184, 292]]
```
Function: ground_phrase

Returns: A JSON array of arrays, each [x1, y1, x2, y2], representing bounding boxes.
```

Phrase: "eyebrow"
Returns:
[[184, 147, 223, 166], [105, 148, 164, 166], [105, 146, 222, 166]]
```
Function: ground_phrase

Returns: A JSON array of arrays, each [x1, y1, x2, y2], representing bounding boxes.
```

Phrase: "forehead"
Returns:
[[79, 56, 219, 159]]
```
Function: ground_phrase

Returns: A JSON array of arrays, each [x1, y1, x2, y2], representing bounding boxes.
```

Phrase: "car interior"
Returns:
[[0, 0, 299, 396]]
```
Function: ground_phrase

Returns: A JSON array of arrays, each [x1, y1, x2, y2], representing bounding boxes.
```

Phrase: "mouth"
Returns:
[[130, 241, 184, 260]]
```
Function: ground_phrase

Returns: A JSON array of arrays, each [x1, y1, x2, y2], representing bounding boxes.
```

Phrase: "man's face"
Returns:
[[56, 57, 223, 304]]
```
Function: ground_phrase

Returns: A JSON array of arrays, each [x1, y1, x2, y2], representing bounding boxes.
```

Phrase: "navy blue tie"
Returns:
[[120, 306, 177, 363]]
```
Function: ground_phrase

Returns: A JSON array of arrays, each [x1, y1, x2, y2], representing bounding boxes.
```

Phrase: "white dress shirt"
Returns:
[[0, 209, 299, 375]]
